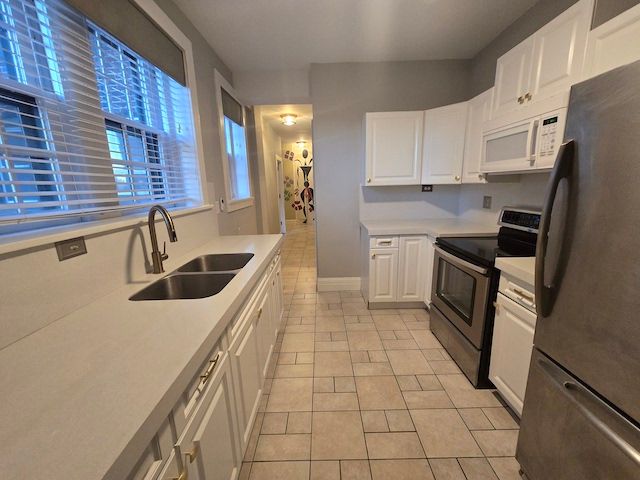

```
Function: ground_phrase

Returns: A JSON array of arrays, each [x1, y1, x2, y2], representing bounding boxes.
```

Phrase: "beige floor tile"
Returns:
[[313, 392, 359, 411], [472, 430, 519, 457], [340, 460, 372, 480], [355, 376, 406, 410], [267, 378, 313, 412], [437, 374, 474, 391], [244, 413, 265, 461], [239, 462, 252, 480], [458, 458, 499, 479], [346, 323, 377, 331], [316, 317, 346, 332], [403, 390, 454, 409], [411, 409, 483, 458], [313, 377, 334, 393], [331, 331, 347, 341], [249, 461, 310, 480], [314, 332, 332, 342], [487, 457, 522, 480], [373, 315, 407, 330], [281, 333, 315, 353], [385, 410, 415, 431], [428, 360, 462, 374], [395, 330, 414, 340], [314, 351, 353, 377], [254, 434, 311, 461], [287, 411, 312, 434], [350, 351, 370, 363], [347, 330, 383, 351], [365, 432, 425, 459], [382, 339, 420, 350], [422, 349, 448, 361], [378, 330, 396, 340], [310, 460, 340, 480], [353, 362, 394, 376], [416, 374, 443, 391], [311, 411, 368, 460], [482, 407, 519, 430], [275, 364, 314, 378], [334, 376, 356, 392], [428, 458, 466, 479], [278, 352, 297, 364], [361, 410, 389, 432], [297, 352, 315, 364], [262, 412, 288, 434], [315, 341, 349, 352], [387, 350, 433, 375], [396, 375, 421, 391], [286, 324, 316, 333], [410, 330, 442, 349], [459, 408, 494, 430], [367, 350, 388, 362], [370, 459, 435, 480], [445, 388, 503, 409]]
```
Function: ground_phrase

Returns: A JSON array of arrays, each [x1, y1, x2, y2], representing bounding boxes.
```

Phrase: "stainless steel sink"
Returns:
[[129, 273, 236, 301], [176, 253, 254, 273]]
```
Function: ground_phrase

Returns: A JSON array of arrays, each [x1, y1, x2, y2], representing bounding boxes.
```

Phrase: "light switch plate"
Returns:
[[55, 237, 87, 261], [483, 196, 492, 209]]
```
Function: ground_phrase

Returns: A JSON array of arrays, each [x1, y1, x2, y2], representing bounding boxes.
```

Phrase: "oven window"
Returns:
[[436, 258, 476, 325]]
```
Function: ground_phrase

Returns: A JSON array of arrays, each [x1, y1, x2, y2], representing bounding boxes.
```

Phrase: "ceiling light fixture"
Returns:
[[296, 140, 307, 147], [281, 114, 297, 126]]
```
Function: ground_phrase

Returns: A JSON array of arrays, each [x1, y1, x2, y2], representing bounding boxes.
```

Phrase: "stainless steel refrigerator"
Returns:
[[516, 61, 640, 479]]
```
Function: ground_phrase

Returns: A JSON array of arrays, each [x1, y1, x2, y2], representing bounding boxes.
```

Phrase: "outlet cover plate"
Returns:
[[55, 237, 87, 261], [482, 196, 492, 209]]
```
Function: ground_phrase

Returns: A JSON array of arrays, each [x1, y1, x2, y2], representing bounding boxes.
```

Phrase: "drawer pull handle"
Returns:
[[199, 352, 221, 385], [378, 240, 392, 245], [512, 287, 534, 302]]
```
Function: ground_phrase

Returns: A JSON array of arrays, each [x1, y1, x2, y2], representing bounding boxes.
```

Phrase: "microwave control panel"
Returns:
[[538, 114, 562, 157]]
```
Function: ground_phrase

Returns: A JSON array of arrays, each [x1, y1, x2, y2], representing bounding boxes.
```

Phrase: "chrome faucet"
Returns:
[[148, 205, 177, 273]]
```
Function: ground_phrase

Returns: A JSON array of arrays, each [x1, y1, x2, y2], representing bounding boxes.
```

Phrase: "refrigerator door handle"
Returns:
[[535, 140, 574, 317], [537, 356, 640, 467]]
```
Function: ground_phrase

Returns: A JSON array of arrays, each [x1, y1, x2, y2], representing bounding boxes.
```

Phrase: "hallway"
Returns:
[[241, 221, 521, 480]]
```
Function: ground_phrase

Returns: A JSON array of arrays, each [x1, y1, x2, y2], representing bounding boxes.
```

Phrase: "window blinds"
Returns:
[[0, 0, 199, 228]]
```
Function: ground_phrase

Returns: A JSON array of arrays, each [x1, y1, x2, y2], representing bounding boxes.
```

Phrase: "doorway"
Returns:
[[276, 155, 286, 234]]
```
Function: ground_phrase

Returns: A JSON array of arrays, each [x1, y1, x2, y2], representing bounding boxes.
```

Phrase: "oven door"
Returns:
[[431, 246, 491, 349]]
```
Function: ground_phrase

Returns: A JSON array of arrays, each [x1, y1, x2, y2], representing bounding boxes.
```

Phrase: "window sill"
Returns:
[[0, 204, 214, 256], [224, 197, 254, 212]]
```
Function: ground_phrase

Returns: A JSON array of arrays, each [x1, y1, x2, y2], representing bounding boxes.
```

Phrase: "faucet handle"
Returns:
[[161, 241, 169, 261]]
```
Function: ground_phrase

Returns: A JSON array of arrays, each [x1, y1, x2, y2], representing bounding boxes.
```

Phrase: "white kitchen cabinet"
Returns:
[[229, 305, 262, 448], [461, 88, 493, 184], [493, 0, 593, 119], [397, 236, 428, 302], [490, 292, 536, 416], [583, 3, 640, 79], [369, 248, 399, 302], [255, 287, 274, 380], [365, 111, 424, 185], [493, 37, 535, 118], [421, 102, 468, 185], [175, 352, 241, 480], [424, 237, 436, 305]]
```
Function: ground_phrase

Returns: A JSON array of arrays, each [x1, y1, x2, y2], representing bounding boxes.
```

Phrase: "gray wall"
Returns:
[[310, 61, 470, 278], [593, 0, 640, 27]]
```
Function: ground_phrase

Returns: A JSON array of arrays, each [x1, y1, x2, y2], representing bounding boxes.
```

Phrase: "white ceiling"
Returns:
[[258, 104, 313, 144], [174, 0, 538, 72]]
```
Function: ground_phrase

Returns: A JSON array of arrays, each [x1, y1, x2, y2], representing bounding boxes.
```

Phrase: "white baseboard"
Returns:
[[317, 277, 361, 292]]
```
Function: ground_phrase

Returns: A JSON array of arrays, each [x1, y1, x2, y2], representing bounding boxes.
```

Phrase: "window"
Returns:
[[218, 81, 252, 209], [0, 0, 200, 234]]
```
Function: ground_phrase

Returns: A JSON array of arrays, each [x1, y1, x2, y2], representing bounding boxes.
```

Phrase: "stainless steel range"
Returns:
[[430, 207, 541, 388]]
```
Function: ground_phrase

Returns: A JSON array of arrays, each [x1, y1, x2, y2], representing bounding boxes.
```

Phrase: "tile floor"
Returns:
[[241, 221, 522, 480]]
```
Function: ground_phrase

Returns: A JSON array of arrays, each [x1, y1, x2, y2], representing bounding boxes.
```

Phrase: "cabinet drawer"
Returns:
[[127, 416, 175, 480], [499, 274, 536, 313], [369, 236, 399, 248]]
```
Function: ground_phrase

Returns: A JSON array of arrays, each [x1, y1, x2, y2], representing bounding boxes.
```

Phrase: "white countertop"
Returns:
[[495, 256, 536, 286], [0, 234, 283, 480], [360, 218, 499, 238]]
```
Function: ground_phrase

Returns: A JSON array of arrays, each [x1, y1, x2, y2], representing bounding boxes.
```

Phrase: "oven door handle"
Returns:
[[435, 246, 489, 276]]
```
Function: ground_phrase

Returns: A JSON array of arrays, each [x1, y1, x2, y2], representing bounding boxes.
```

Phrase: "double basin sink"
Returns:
[[130, 253, 254, 301]]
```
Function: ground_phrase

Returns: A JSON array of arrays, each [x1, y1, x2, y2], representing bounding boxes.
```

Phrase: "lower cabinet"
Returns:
[[369, 248, 398, 302], [424, 237, 436, 305], [397, 236, 428, 302]]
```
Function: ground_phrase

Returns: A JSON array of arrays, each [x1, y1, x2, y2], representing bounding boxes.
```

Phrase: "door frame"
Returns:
[[275, 154, 286, 234]]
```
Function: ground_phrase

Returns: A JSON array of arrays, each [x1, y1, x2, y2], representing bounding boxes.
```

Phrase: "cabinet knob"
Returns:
[[517, 96, 524, 104], [454, 175, 460, 181], [525, 92, 532, 101], [371, 253, 376, 259], [478, 174, 485, 180], [367, 178, 371, 183]]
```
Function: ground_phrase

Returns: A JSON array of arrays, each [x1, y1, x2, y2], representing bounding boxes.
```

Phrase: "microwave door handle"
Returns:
[[528, 119, 539, 161], [535, 140, 574, 317]]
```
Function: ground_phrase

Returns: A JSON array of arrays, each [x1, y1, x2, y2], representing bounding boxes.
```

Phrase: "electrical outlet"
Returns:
[[483, 196, 492, 209], [422, 185, 433, 192]]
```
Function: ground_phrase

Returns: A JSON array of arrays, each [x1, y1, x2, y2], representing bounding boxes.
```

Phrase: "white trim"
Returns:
[[214, 69, 255, 212], [317, 277, 362, 292], [132, 0, 210, 205], [0, 205, 214, 255]]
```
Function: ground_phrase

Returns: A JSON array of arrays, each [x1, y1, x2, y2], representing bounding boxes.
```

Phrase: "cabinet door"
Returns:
[[176, 354, 241, 480], [365, 111, 424, 185], [421, 102, 468, 184], [424, 237, 436, 305], [461, 88, 493, 184], [493, 37, 534, 118], [369, 248, 398, 302], [229, 312, 262, 447], [529, 0, 593, 102], [489, 293, 536, 416], [583, 2, 640, 79], [255, 288, 274, 380], [397, 236, 428, 302]]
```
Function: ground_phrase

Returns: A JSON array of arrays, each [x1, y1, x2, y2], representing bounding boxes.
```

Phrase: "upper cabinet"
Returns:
[[462, 88, 494, 184], [493, 0, 594, 119], [365, 111, 424, 185], [421, 102, 468, 185], [583, 3, 640, 79]]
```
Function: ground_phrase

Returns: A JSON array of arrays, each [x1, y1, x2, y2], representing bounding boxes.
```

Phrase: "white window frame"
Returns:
[[214, 70, 254, 212]]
